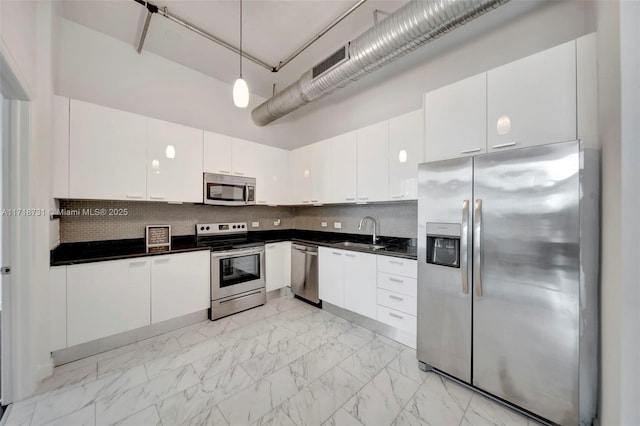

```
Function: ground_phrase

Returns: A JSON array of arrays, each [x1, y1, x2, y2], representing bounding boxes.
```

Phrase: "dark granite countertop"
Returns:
[[50, 229, 417, 266]]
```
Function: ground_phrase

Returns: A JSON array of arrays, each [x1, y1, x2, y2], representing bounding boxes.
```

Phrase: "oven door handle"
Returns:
[[212, 248, 264, 258]]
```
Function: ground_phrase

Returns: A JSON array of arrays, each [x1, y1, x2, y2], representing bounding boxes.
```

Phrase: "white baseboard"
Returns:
[[35, 357, 54, 383]]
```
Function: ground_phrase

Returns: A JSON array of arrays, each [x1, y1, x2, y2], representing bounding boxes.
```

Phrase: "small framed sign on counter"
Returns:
[[146, 225, 171, 253]]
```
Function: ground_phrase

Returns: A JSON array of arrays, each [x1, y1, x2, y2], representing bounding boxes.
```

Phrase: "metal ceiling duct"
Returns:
[[252, 0, 509, 126]]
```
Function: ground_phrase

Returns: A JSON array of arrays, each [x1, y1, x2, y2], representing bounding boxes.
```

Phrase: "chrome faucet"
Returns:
[[358, 216, 379, 244]]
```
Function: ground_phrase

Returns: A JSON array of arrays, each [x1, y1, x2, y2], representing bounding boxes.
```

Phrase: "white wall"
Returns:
[[55, 18, 298, 149], [0, 0, 37, 98], [283, 0, 595, 146]]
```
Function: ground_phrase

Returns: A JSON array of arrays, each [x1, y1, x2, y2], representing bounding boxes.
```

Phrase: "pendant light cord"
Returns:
[[239, 0, 243, 78]]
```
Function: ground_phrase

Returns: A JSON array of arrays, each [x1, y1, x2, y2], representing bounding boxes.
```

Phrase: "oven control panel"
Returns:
[[196, 222, 248, 236]]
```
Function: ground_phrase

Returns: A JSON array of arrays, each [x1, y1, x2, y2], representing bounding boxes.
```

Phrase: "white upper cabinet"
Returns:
[[424, 73, 487, 162], [308, 139, 332, 204], [230, 137, 259, 178], [69, 100, 147, 201], [357, 121, 389, 202], [147, 119, 203, 203], [330, 131, 358, 204], [388, 110, 424, 200], [203, 131, 233, 174], [291, 145, 311, 204], [255, 144, 291, 205], [487, 40, 576, 151], [52, 96, 69, 199]]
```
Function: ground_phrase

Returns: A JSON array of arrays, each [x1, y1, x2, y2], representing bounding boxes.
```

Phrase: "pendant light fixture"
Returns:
[[233, 0, 249, 108]]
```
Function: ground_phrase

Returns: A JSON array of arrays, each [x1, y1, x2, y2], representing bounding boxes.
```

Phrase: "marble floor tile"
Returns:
[[4, 399, 38, 426], [338, 337, 400, 382], [461, 394, 529, 426], [265, 305, 318, 333], [113, 406, 162, 426], [97, 336, 181, 377], [240, 338, 311, 381], [344, 367, 421, 426], [181, 406, 229, 426], [143, 337, 223, 379], [255, 323, 299, 348], [215, 320, 280, 348], [192, 338, 267, 381], [294, 319, 354, 350], [334, 325, 377, 351], [36, 362, 97, 395], [387, 348, 429, 385], [289, 338, 355, 383], [391, 410, 427, 426], [252, 407, 297, 426], [31, 365, 148, 426], [321, 408, 363, 426], [197, 316, 240, 338], [407, 373, 473, 426], [96, 364, 200, 425], [218, 364, 308, 425], [156, 365, 254, 425], [42, 404, 95, 426], [281, 366, 365, 426]]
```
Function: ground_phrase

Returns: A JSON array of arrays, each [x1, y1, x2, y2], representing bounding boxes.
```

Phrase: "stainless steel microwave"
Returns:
[[203, 173, 255, 206]]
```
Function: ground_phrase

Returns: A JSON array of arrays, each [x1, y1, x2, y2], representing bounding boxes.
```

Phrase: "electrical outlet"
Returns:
[[321, 221, 328, 228], [274, 219, 281, 226], [334, 222, 342, 229], [252, 221, 260, 228]]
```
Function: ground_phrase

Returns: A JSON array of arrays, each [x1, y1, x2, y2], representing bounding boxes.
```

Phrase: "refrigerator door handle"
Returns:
[[473, 199, 483, 297], [460, 199, 470, 294]]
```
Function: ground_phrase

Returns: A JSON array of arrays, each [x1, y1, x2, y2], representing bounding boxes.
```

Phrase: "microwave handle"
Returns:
[[244, 184, 248, 204]]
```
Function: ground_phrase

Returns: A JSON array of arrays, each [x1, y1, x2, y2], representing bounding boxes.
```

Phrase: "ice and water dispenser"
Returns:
[[425, 223, 461, 268]]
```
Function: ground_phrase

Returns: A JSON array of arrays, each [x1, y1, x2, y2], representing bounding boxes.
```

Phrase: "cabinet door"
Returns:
[[52, 96, 69, 199], [147, 119, 203, 203], [424, 73, 486, 162], [69, 100, 147, 200], [330, 131, 358, 203], [487, 40, 576, 151], [266, 242, 291, 292], [308, 139, 332, 204], [67, 258, 151, 346], [343, 251, 377, 319], [50, 266, 67, 351], [389, 110, 424, 201], [291, 146, 311, 204], [231, 138, 259, 178], [203, 131, 233, 174], [318, 247, 344, 307], [151, 251, 210, 324], [255, 145, 290, 206], [357, 121, 389, 202]]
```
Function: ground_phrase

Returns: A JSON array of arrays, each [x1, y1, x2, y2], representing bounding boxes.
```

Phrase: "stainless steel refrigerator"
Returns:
[[417, 140, 599, 425]]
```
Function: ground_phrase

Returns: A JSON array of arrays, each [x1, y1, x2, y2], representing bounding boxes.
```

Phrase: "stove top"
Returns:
[[195, 222, 264, 251]]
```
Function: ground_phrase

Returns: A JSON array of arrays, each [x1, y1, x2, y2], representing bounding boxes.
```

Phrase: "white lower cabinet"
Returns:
[[151, 251, 210, 324], [67, 258, 151, 347], [318, 247, 345, 308], [377, 305, 417, 334], [343, 251, 377, 319], [266, 242, 291, 292], [376, 255, 417, 344], [50, 266, 68, 351]]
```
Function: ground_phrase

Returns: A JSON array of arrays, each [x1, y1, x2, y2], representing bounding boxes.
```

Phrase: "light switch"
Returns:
[[321, 222, 328, 228], [274, 219, 281, 226], [334, 222, 342, 229], [252, 222, 260, 228]]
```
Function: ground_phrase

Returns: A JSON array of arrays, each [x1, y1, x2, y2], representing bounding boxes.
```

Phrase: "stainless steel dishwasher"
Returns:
[[291, 243, 319, 304]]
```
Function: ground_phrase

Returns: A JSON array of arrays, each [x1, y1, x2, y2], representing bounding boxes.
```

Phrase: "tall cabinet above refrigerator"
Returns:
[[417, 140, 599, 425]]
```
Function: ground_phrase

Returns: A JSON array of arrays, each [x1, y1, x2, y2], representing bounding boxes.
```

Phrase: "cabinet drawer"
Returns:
[[377, 256, 417, 278], [377, 288, 416, 316], [377, 272, 416, 297], [377, 305, 416, 334]]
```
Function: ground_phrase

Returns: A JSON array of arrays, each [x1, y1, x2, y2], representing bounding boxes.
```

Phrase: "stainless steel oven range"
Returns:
[[196, 222, 266, 320]]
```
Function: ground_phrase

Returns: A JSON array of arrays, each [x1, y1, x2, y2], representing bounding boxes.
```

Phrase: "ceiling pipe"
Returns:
[[252, 0, 510, 127]]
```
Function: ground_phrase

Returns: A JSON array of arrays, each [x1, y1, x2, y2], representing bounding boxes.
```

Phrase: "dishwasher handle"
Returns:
[[292, 244, 318, 253]]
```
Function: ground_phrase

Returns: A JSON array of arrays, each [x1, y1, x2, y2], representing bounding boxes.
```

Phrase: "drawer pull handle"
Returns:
[[234, 171, 245, 176], [391, 194, 404, 199], [345, 197, 355, 201], [492, 142, 517, 149], [149, 195, 165, 200], [219, 169, 231, 174], [332, 252, 342, 256], [389, 278, 404, 283], [389, 260, 404, 265], [129, 260, 147, 267], [154, 258, 171, 264], [126, 194, 144, 199], [345, 253, 356, 258], [460, 148, 482, 154], [389, 295, 404, 301], [311, 199, 319, 203], [389, 312, 404, 320], [358, 197, 369, 200]]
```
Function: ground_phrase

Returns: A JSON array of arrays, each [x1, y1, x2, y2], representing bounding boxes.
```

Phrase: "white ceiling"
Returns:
[[60, 0, 407, 98]]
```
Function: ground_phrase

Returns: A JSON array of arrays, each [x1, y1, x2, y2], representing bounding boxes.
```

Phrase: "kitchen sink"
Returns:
[[336, 241, 386, 251]]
